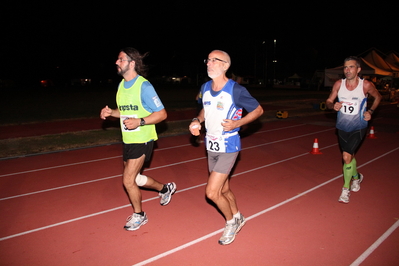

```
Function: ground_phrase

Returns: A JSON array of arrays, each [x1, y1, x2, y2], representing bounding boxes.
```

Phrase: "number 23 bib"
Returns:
[[206, 133, 226, 153]]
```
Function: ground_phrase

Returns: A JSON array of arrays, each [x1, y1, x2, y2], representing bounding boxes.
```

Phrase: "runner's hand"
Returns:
[[189, 122, 201, 136], [222, 119, 236, 131], [123, 118, 140, 130], [100, 105, 112, 120], [333, 102, 343, 112]]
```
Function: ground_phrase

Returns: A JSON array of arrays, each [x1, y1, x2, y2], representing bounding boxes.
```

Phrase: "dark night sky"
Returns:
[[1, 1, 398, 84]]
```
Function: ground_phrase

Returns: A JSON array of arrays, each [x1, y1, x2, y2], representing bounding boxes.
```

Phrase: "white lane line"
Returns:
[[0, 127, 334, 201], [0, 184, 205, 241], [0, 146, 331, 239], [132, 147, 399, 266], [0, 128, 334, 201], [0, 124, 308, 178], [0, 156, 121, 178], [0, 157, 206, 201], [131, 172, 344, 266], [1, 147, 397, 245], [350, 219, 399, 266], [0, 175, 119, 201]]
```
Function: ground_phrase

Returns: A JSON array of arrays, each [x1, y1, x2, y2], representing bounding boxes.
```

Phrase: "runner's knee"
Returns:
[[135, 174, 148, 186]]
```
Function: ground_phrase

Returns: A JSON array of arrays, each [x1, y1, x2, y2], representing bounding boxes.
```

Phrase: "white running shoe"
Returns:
[[124, 213, 148, 231], [219, 221, 240, 245], [159, 182, 176, 206], [351, 173, 364, 192], [338, 188, 350, 204]]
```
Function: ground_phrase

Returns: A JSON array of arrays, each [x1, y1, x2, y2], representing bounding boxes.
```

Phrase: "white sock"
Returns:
[[233, 211, 241, 219], [226, 218, 235, 225]]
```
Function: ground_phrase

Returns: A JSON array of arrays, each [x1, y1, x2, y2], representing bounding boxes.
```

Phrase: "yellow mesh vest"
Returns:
[[116, 76, 158, 144]]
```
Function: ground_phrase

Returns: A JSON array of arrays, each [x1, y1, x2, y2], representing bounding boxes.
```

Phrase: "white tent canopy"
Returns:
[[363, 49, 399, 73], [288, 73, 301, 79], [324, 49, 398, 87], [385, 51, 399, 70], [360, 58, 393, 76]]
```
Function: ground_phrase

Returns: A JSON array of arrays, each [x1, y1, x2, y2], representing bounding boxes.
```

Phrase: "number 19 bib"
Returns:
[[341, 100, 359, 115]]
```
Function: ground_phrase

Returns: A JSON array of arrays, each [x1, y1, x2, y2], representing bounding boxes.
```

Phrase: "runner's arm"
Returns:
[[364, 80, 382, 114], [326, 80, 341, 111]]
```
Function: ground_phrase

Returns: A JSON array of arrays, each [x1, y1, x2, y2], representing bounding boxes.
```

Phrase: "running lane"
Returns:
[[0, 114, 398, 265]]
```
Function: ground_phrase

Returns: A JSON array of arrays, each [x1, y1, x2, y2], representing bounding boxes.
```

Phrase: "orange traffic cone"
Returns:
[[367, 126, 377, 139], [310, 138, 323, 154]]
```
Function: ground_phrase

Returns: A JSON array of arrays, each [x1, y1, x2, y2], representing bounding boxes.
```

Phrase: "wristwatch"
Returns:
[[140, 118, 146, 126]]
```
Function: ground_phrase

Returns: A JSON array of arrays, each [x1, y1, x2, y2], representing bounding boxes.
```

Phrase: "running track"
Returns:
[[1, 104, 398, 265]]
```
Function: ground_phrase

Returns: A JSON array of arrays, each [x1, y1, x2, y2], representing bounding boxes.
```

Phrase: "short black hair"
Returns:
[[344, 56, 361, 68]]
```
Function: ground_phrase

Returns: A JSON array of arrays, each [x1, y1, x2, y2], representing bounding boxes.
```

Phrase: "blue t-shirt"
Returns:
[[124, 76, 164, 113]]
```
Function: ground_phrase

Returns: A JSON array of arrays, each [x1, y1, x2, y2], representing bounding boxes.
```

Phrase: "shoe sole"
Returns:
[[219, 236, 236, 245], [338, 199, 349, 204], [124, 219, 148, 231], [218, 219, 246, 245], [160, 183, 177, 206], [338, 192, 350, 204], [236, 219, 246, 234]]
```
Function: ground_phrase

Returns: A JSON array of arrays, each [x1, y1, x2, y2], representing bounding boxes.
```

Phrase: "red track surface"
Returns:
[[0, 109, 199, 139], [1, 105, 398, 265]]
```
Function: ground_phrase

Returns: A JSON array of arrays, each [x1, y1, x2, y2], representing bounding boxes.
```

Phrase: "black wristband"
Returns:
[[140, 118, 146, 126], [368, 109, 374, 114], [192, 117, 200, 123]]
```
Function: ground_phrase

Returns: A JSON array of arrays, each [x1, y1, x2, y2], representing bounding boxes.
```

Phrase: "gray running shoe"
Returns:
[[159, 182, 176, 206], [351, 173, 364, 192], [219, 219, 241, 245], [338, 188, 350, 204], [124, 213, 148, 231]]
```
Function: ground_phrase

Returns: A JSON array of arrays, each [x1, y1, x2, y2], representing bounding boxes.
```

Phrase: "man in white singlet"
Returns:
[[326, 56, 381, 204], [189, 50, 264, 245]]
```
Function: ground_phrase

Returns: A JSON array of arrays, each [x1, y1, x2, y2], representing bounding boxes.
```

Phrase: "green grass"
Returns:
[[1, 84, 330, 159]]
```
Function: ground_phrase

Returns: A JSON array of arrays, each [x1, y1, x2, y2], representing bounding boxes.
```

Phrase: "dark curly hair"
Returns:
[[120, 47, 149, 77]]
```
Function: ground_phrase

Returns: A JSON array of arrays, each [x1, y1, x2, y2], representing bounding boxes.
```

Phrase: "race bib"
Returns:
[[341, 100, 359, 115], [206, 133, 226, 153], [120, 115, 140, 132]]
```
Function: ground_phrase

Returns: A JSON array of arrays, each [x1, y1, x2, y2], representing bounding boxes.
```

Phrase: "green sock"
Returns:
[[343, 161, 354, 188], [352, 158, 359, 179]]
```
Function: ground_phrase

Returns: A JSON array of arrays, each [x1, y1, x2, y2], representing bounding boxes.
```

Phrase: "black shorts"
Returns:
[[123, 141, 154, 162], [337, 128, 367, 155]]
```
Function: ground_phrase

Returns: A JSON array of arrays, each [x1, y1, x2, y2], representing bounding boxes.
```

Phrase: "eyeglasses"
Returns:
[[204, 58, 227, 64], [117, 58, 132, 62]]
